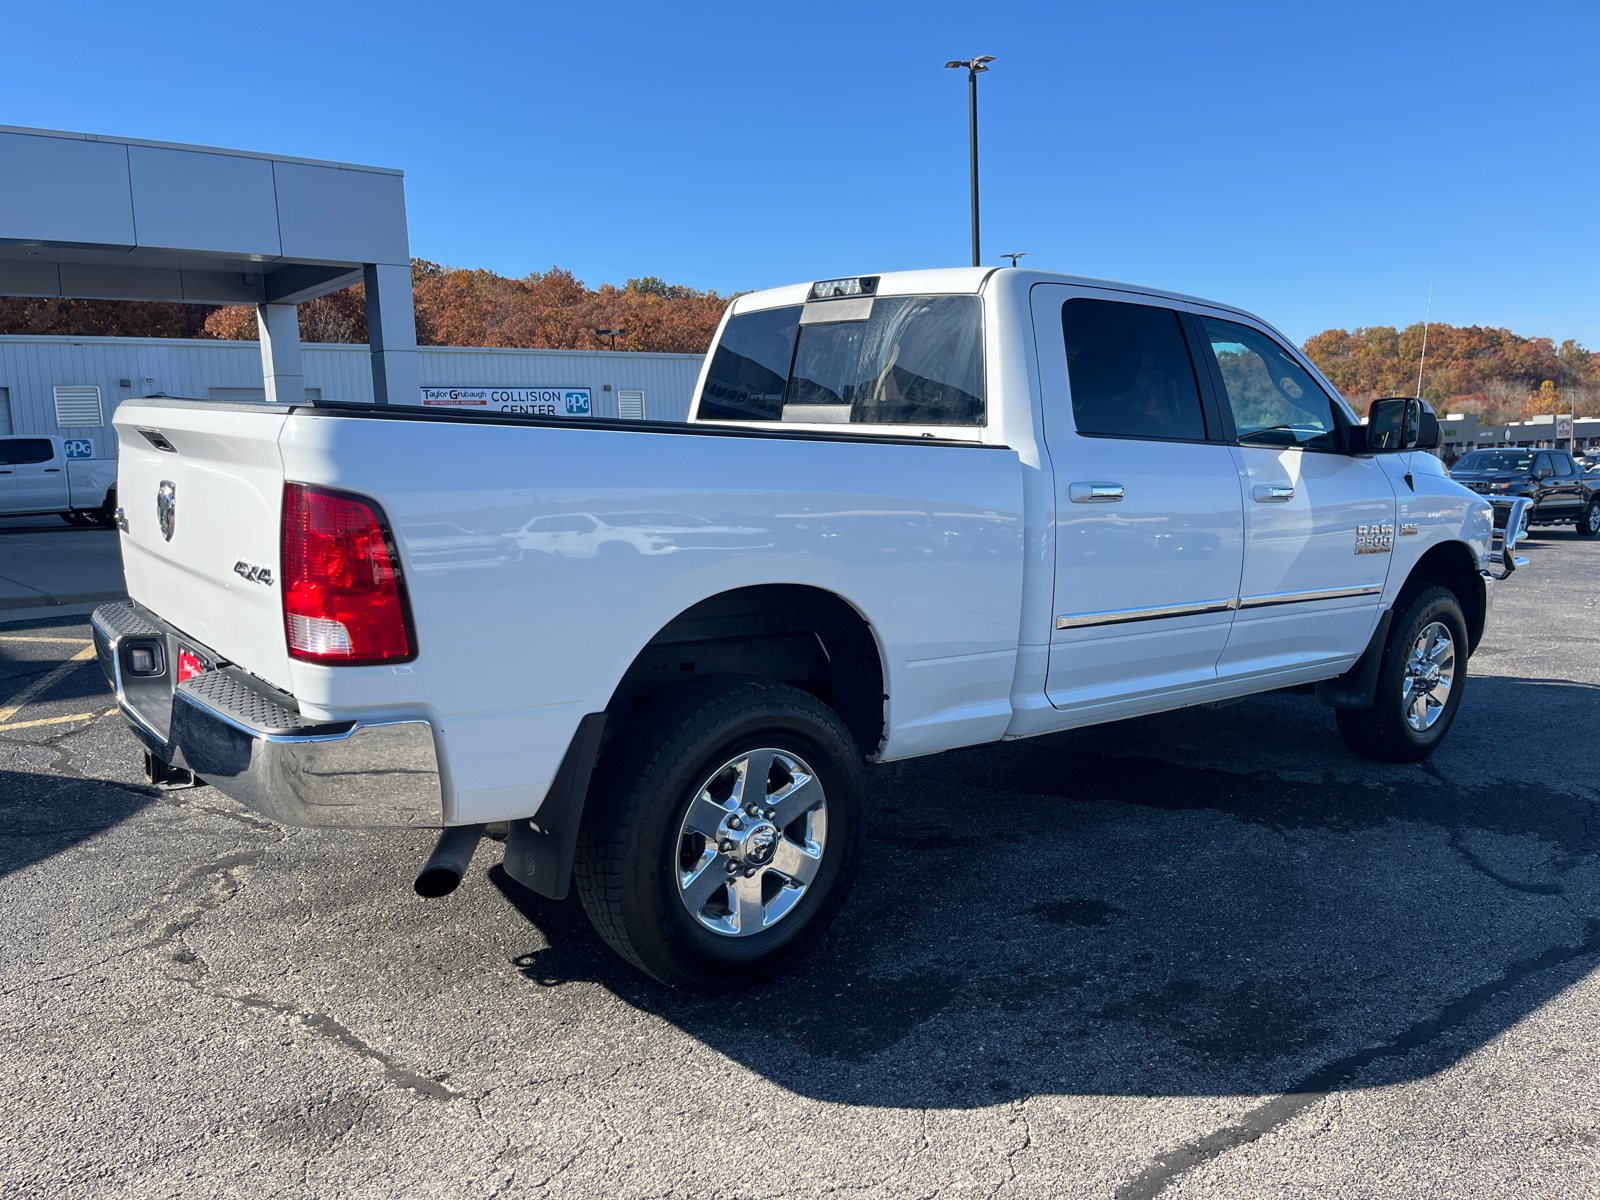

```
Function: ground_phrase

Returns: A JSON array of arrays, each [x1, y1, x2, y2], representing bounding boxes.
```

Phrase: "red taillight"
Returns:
[[281, 483, 413, 663]]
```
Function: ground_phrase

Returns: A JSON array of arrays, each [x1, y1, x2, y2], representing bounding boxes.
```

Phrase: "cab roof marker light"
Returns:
[[809, 276, 878, 300]]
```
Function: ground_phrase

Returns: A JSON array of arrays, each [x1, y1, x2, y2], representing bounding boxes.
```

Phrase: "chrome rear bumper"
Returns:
[[92, 602, 444, 828]]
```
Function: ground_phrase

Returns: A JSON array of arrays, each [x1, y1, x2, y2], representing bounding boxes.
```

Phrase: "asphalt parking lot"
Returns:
[[2, 530, 1598, 1199]]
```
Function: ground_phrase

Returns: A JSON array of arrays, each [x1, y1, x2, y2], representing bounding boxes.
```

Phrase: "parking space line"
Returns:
[[0, 645, 99, 724], [0, 711, 99, 732], [0, 636, 95, 645]]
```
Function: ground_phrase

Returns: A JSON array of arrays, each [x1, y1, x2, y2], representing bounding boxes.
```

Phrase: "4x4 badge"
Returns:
[[156, 480, 176, 542], [233, 561, 274, 586]]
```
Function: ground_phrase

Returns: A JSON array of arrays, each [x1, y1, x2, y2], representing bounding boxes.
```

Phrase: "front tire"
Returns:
[[1576, 498, 1600, 538], [1336, 586, 1468, 763], [573, 675, 865, 990]]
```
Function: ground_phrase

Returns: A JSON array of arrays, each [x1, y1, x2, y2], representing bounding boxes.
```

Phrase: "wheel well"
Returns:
[[604, 585, 886, 757], [1399, 542, 1486, 653]]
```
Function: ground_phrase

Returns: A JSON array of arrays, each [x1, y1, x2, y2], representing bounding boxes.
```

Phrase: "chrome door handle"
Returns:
[[1069, 482, 1125, 504], [1253, 484, 1295, 503]]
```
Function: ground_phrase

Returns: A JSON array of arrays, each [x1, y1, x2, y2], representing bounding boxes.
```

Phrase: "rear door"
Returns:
[[8, 438, 68, 512], [0, 439, 19, 511], [1189, 310, 1397, 680], [1033, 286, 1245, 711], [1547, 451, 1583, 517]]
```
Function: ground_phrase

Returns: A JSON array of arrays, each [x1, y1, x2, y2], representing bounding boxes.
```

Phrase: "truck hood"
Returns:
[[113, 401, 293, 692]]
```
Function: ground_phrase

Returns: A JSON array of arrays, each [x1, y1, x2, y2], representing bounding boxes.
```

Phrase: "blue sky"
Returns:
[[5, 1, 1597, 346]]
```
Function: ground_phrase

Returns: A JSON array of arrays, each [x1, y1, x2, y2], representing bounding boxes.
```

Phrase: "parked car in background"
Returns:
[[0, 435, 117, 526], [1448, 448, 1599, 536]]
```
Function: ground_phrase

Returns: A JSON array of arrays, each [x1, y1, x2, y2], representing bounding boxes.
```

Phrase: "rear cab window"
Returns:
[[696, 287, 985, 435]]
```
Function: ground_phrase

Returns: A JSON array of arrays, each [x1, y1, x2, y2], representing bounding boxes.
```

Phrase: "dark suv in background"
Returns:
[[1449, 448, 1599, 536]]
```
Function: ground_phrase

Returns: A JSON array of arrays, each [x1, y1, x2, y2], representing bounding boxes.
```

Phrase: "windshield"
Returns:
[[697, 295, 985, 426], [1453, 450, 1535, 472]]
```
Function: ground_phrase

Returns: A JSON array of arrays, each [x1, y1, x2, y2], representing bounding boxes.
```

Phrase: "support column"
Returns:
[[255, 303, 304, 404], [364, 263, 420, 406]]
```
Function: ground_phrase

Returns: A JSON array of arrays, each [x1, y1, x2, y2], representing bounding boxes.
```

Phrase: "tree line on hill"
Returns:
[[2, 262, 1595, 421], [1303, 323, 1600, 422]]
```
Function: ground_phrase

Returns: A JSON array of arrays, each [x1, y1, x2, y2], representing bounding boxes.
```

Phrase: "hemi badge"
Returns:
[[1399, 523, 1419, 536]]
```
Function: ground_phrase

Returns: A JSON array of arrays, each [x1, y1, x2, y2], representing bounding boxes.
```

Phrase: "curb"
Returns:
[[0, 590, 128, 612]]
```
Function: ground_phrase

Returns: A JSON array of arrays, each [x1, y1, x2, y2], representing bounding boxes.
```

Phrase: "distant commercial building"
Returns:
[[1437, 412, 1600, 460], [0, 335, 705, 456]]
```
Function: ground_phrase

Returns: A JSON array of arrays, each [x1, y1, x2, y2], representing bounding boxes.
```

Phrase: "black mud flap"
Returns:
[[1316, 609, 1393, 711], [503, 712, 607, 900]]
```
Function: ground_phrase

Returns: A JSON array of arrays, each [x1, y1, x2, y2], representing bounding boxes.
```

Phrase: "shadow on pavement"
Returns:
[[492, 676, 1600, 1108]]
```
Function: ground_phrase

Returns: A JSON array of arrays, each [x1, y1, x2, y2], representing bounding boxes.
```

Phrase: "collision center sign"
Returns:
[[420, 386, 592, 416]]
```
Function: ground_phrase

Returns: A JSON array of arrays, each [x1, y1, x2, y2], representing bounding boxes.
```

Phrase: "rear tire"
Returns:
[[1336, 586, 1468, 763], [573, 675, 865, 990], [1576, 498, 1600, 538]]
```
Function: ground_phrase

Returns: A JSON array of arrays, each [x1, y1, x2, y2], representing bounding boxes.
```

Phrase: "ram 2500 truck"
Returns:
[[0, 434, 117, 525], [92, 268, 1528, 989]]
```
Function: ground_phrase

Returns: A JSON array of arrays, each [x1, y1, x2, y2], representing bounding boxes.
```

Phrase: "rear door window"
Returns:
[[1, 439, 54, 465], [1060, 299, 1207, 441]]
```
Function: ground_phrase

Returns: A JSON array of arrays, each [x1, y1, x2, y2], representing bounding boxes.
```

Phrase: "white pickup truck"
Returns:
[[0, 434, 117, 525], [92, 268, 1527, 989]]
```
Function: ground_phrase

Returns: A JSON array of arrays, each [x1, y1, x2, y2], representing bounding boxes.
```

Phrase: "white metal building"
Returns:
[[0, 335, 705, 457]]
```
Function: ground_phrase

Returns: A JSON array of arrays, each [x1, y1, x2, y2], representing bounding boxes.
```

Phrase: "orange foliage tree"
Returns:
[[1302, 323, 1600, 421], [202, 260, 730, 354]]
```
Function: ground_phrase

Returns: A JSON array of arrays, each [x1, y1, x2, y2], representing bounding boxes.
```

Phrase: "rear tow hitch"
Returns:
[[143, 750, 202, 790]]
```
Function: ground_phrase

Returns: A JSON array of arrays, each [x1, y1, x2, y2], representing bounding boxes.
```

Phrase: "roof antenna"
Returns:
[[1415, 279, 1433, 400]]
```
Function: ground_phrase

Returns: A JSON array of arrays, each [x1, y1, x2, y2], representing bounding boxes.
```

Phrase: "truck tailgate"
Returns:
[[114, 401, 293, 692]]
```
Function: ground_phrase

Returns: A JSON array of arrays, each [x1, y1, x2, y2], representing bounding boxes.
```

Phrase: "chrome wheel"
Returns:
[[675, 747, 827, 937], [1586, 504, 1600, 535], [1401, 621, 1455, 732]]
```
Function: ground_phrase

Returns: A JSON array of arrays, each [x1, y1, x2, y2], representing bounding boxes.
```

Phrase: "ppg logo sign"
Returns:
[[563, 391, 590, 415], [63, 439, 95, 458]]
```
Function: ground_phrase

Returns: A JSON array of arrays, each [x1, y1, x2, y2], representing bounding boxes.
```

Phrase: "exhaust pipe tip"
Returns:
[[414, 824, 486, 898], [414, 866, 465, 898]]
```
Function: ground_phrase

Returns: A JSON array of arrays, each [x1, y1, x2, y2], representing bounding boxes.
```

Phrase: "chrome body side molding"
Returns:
[[1056, 597, 1236, 630], [1237, 584, 1383, 610], [1057, 584, 1384, 630]]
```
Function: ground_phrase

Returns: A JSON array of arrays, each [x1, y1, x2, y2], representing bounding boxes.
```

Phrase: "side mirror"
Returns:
[[1360, 397, 1419, 453]]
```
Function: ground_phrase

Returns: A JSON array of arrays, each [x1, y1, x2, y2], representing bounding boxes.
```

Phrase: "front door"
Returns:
[[1033, 287, 1245, 712], [1188, 311, 1397, 680], [8, 438, 68, 513]]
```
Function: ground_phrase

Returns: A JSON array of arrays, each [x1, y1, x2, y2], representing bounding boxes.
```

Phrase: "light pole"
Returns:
[[944, 55, 995, 267], [1001, 252, 1027, 268], [595, 327, 624, 350]]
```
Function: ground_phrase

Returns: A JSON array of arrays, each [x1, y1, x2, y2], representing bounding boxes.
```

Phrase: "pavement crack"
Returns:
[[185, 985, 463, 1102], [1114, 916, 1600, 1199], [1448, 828, 1563, 895]]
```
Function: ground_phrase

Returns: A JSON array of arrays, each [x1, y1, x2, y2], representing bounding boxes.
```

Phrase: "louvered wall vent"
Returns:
[[617, 390, 646, 420], [53, 385, 104, 428]]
